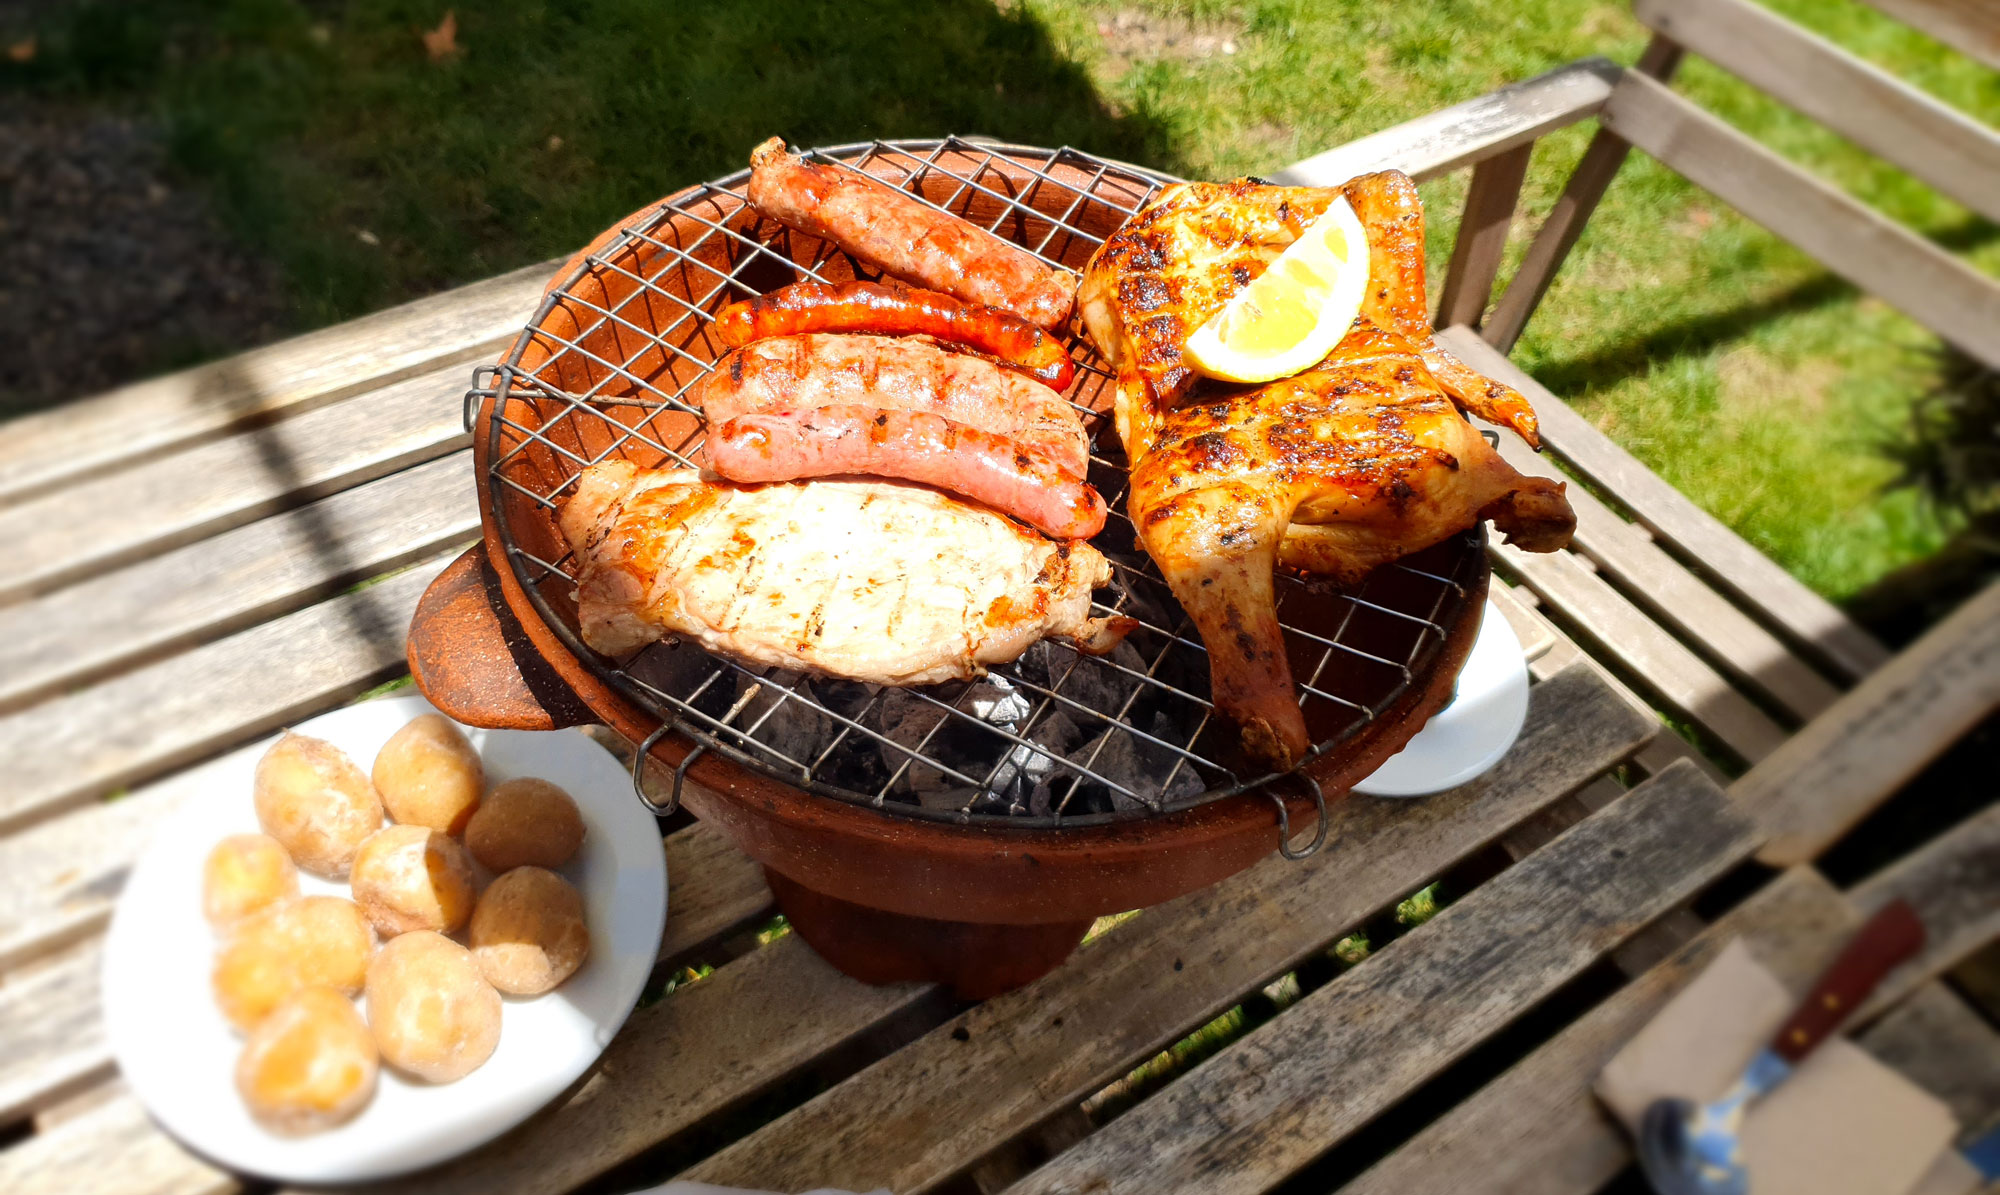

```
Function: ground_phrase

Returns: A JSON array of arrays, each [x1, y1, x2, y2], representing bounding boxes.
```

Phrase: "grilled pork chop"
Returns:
[[1079, 170, 1574, 768], [559, 460, 1129, 685]]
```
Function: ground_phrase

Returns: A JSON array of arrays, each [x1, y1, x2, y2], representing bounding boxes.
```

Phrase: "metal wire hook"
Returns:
[[1268, 771, 1329, 860], [628, 721, 679, 816]]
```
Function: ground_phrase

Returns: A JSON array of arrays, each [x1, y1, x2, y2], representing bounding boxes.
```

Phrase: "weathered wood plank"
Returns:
[[1440, 326, 1890, 681], [1341, 867, 1858, 1195], [0, 260, 549, 507], [0, 940, 111, 1125], [0, 1090, 237, 1195], [1272, 58, 1617, 187], [656, 819, 775, 967], [1435, 143, 1533, 330], [1005, 760, 1757, 1195], [1858, 983, 2000, 1133], [1856, 0, 2000, 71], [1492, 538, 1791, 764], [0, 550, 453, 833], [676, 665, 1656, 1195], [1637, 0, 2000, 225], [0, 776, 191, 973], [333, 933, 943, 1195], [1469, 401, 1841, 723], [0, 453, 478, 714], [0, 363, 468, 606], [1738, 582, 2000, 867], [1601, 71, 2000, 371], [1849, 800, 2000, 1016]]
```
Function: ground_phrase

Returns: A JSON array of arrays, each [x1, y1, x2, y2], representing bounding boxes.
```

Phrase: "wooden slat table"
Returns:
[[3, 18, 1998, 1195]]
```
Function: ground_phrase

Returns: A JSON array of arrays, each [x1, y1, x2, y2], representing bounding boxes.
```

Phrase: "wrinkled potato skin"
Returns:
[[468, 866, 590, 995], [349, 825, 477, 937], [253, 733, 383, 879], [212, 896, 375, 1031], [372, 715, 484, 834], [203, 834, 300, 928], [364, 931, 502, 1083], [235, 986, 379, 1135], [464, 778, 586, 873]]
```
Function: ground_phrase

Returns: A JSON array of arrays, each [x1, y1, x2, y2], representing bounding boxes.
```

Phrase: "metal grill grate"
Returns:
[[472, 136, 1485, 831]]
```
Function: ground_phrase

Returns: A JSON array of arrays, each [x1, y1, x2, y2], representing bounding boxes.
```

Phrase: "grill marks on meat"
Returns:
[[746, 137, 1078, 329], [697, 332, 1094, 482], [1078, 170, 1575, 768], [559, 461, 1129, 684], [707, 405, 1108, 540], [714, 279, 1076, 391]]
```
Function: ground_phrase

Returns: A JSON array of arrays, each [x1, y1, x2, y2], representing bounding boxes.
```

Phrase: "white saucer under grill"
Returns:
[[1352, 598, 1529, 798]]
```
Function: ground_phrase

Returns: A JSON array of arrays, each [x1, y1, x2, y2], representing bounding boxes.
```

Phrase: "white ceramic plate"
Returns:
[[102, 693, 668, 1183], [1351, 599, 1530, 797]]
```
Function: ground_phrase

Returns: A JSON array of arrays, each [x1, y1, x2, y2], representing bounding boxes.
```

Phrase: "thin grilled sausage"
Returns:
[[699, 333, 1090, 479], [715, 280, 1077, 391], [706, 405, 1108, 541], [746, 137, 1078, 329]]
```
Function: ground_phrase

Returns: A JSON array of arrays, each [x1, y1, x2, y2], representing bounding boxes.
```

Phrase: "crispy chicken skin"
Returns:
[[1078, 170, 1574, 768], [559, 461, 1128, 684], [747, 137, 1078, 329]]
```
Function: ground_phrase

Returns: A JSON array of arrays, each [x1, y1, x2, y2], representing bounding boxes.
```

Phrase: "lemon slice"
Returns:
[[1185, 195, 1371, 384]]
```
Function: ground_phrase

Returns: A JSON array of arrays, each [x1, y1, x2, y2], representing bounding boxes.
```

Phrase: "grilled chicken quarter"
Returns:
[[1078, 170, 1575, 769], [559, 461, 1130, 686]]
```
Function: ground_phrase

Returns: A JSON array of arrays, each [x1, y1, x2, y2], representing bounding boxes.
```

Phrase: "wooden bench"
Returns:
[[2, 4, 1997, 1192]]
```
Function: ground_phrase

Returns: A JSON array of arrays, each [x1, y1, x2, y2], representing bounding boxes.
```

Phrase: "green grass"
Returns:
[[7, 0, 1996, 600]]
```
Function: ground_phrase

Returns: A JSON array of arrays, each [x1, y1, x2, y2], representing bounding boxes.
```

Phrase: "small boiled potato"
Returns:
[[349, 824, 476, 937], [372, 715, 483, 834], [235, 986, 378, 1135], [467, 867, 590, 996], [203, 834, 299, 929], [254, 732, 383, 879], [213, 896, 374, 1031], [463, 777, 586, 872], [365, 931, 502, 1083]]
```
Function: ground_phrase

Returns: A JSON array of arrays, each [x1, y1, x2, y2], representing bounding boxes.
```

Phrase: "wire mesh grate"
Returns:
[[474, 136, 1485, 829]]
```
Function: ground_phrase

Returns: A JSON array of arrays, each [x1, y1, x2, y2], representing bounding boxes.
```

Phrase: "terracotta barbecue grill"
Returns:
[[406, 138, 1488, 997]]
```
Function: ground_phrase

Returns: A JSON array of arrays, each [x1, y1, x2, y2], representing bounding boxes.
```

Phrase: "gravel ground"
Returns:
[[0, 99, 290, 417]]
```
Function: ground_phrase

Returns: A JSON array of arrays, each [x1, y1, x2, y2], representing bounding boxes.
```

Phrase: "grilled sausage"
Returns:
[[714, 280, 1076, 391], [706, 405, 1108, 541], [746, 137, 1078, 329], [699, 333, 1090, 479]]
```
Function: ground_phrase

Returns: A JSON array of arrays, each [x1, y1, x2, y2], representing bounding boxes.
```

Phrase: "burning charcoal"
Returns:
[[625, 639, 735, 718], [1051, 640, 1151, 721], [1064, 710, 1207, 814], [730, 669, 836, 769], [984, 709, 1082, 813]]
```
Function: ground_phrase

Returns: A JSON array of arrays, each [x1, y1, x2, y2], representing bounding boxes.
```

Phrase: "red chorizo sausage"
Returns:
[[706, 405, 1108, 541], [698, 333, 1090, 479], [714, 280, 1076, 391], [746, 137, 1078, 329]]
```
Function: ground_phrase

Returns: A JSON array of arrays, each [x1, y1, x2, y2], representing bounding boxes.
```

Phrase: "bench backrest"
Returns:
[[1485, 0, 2000, 367]]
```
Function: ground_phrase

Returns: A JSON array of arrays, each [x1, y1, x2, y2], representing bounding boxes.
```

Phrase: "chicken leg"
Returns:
[[1079, 170, 1575, 769]]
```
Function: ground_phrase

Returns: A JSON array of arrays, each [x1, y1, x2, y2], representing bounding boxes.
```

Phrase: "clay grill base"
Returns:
[[765, 868, 1094, 1000]]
